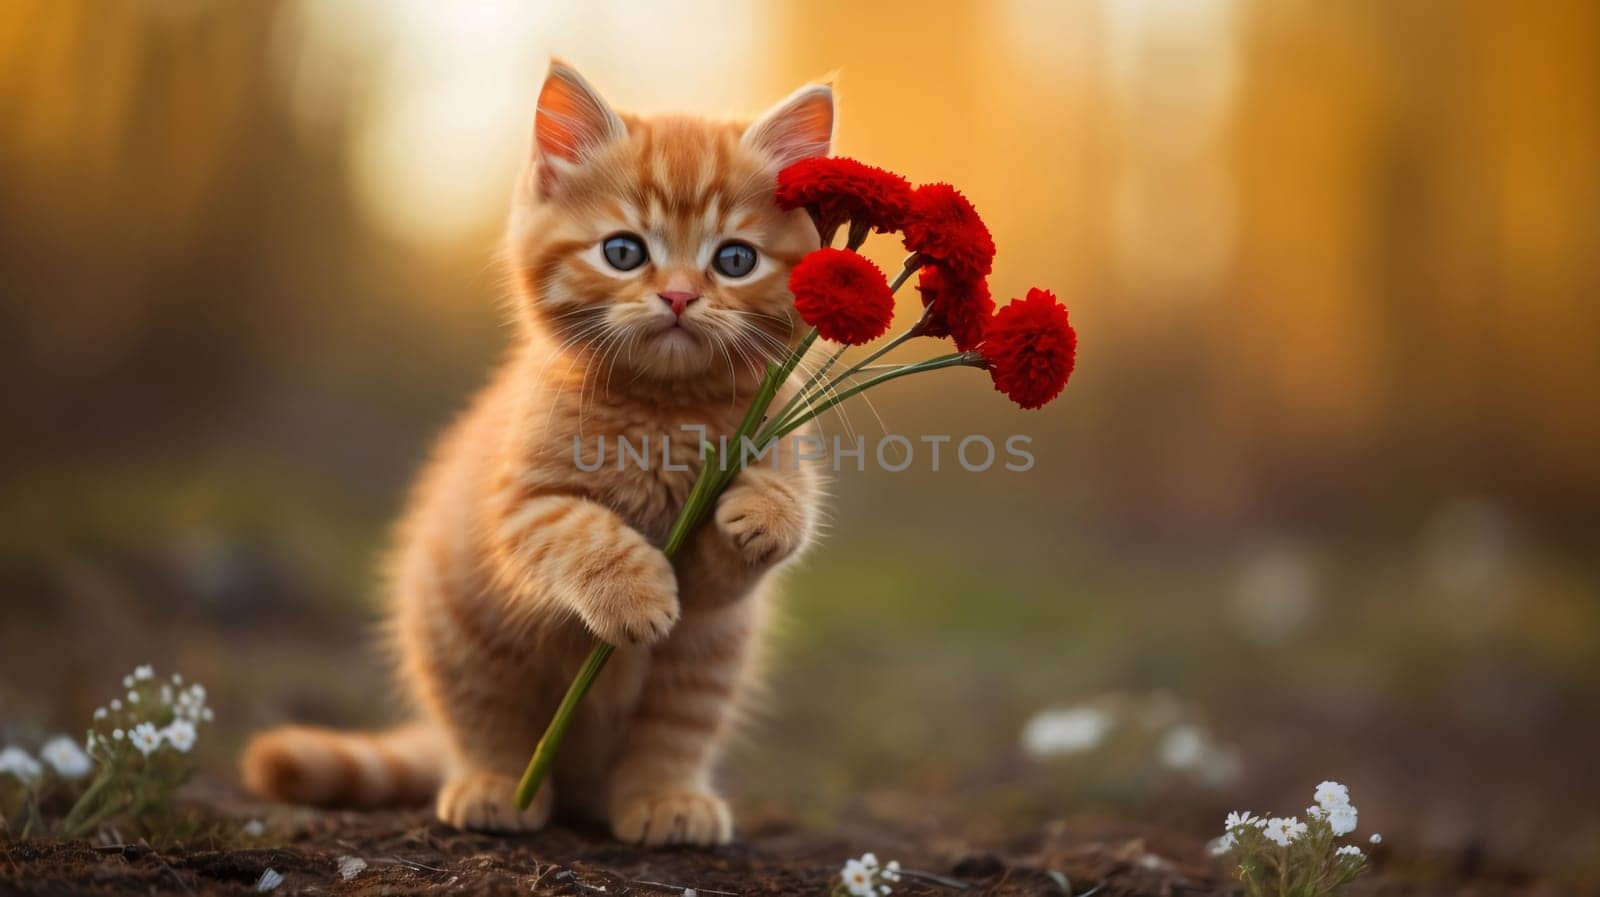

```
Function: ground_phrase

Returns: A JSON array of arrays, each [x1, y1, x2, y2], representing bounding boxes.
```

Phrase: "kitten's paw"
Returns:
[[571, 538, 680, 646], [435, 772, 553, 833], [610, 788, 732, 847], [714, 474, 810, 566]]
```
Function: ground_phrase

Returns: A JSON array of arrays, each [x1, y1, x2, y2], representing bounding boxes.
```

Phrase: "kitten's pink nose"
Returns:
[[658, 291, 700, 316]]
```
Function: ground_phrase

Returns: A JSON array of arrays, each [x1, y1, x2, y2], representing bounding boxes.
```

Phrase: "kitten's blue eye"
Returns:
[[712, 241, 758, 278], [602, 234, 648, 271]]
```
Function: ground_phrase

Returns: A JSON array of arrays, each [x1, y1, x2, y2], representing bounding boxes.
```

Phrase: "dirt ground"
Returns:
[[0, 800, 1573, 897]]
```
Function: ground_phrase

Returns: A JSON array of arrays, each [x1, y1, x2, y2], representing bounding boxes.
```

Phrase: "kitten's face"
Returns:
[[509, 66, 833, 385]]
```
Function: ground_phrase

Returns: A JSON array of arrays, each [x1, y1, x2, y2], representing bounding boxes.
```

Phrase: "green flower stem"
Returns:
[[58, 766, 116, 837], [512, 639, 615, 809], [61, 790, 129, 840], [771, 352, 981, 439], [514, 333, 818, 812]]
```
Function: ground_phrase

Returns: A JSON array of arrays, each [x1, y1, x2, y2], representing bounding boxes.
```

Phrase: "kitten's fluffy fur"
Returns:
[[241, 62, 833, 846]]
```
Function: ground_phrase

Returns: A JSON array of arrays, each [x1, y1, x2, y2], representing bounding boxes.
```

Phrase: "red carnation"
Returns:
[[789, 248, 896, 345], [901, 183, 996, 279], [776, 157, 913, 246], [915, 264, 993, 352], [979, 288, 1077, 409]]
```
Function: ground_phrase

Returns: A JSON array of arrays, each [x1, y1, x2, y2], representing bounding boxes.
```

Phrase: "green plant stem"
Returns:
[[58, 767, 116, 837], [512, 640, 616, 809], [771, 352, 981, 439]]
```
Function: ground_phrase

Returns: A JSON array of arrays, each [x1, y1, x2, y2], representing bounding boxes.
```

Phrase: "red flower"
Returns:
[[789, 249, 896, 345], [980, 288, 1077, 409], [901, 183, 995, 279], [776, 157, 914, 246], [915, 264, 992, 352]]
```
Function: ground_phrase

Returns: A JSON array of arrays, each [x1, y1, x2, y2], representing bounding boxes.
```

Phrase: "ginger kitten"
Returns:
[[241, 62, 831, 846]]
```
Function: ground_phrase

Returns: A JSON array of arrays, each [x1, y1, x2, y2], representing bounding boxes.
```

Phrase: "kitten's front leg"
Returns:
[[712, 464, 817, 567], [607, 601, 757, 846], [490, 493, 679, 646], [429, 493, 676, 833]]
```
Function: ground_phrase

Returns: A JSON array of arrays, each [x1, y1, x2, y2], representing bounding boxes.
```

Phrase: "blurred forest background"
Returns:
[[2, 0, 1597, 886]]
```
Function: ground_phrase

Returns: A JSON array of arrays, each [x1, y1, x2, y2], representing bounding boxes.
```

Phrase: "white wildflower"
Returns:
[[110, 699, 122, 711], [127, 691, 140, 704], [882, 861, 901, 882], [172, 673, 184, 685], [130, 722, 163, 756], [93, 707, 107, 720], [859, 853, 878, 870], [164, 719, 197, 753], [1138, 855, 1171, 871], [201, 707, 215, 722], [243, 819, 266, 838], [123, 675, 135, 688], [112, 729, 125, 740], [1313, 780, 1350, 809], [1326, 802, 1358, 836], [1262, 817, 1307, 847], [336, 856, 367, 880], [1022, 707, 1110, 756], [134, 665, 154, 681], [1335, 845, 1363, 859], [1224, 810, 1260, 830], [1369, 833, 1382, 845], [840, 859, 874, 897], [160, 685, 173, 704], [1157, 725, 1207, 770], [255, 868, 284, 892], [1209, 833, 1235, 856], [40, 735, 92, 779], [0, 746, 43, 784]]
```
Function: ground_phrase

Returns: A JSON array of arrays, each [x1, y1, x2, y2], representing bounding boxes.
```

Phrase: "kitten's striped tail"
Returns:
[[241, 723, 445, 809]]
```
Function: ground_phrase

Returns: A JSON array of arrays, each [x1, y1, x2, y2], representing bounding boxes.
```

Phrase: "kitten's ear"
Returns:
[[742, 83, 834, 170], [534, 60, 626, 166]]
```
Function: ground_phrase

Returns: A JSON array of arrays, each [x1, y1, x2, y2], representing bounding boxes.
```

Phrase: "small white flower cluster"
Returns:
[[1023, 695, 1242, 788], [1218, 781, 1378, 852], [0, 745, 44, 784], [1262, 816, 1309, 847], [41, 736, 93, 779], [1310, 780, 1361, 839], [1212, 781, 1381, 897], [2, 665, 214, 842], [90, 667, 213, 759], [4, 666, 213, 793], [836, 853, 901, 897], [1023, 707, 1110, 755], [2, 734, 94, 785]]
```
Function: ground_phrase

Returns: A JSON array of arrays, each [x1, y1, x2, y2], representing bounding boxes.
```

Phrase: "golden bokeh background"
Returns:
[[3, 0, 1597, 880]]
